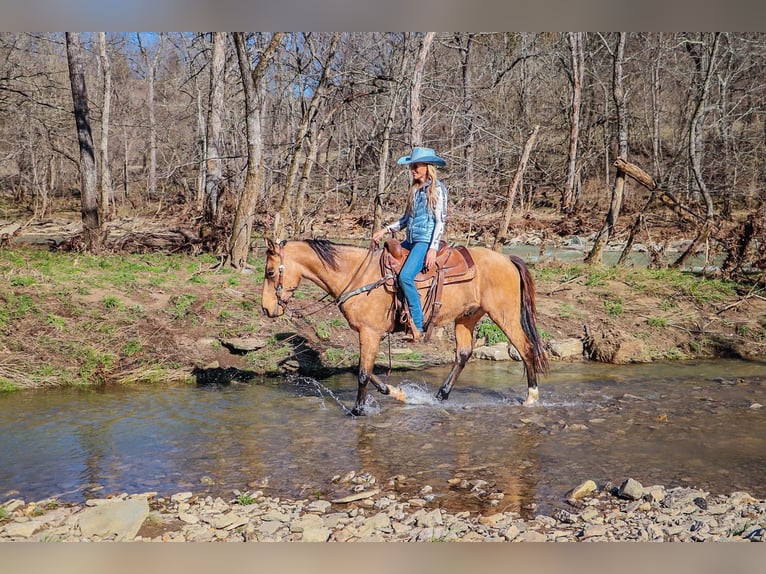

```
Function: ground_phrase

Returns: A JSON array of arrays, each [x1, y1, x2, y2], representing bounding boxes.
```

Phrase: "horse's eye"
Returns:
[[266, 268, 275, 279]]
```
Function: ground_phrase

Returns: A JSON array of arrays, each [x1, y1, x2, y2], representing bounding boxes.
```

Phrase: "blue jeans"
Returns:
[[399, 241, 428, 331]]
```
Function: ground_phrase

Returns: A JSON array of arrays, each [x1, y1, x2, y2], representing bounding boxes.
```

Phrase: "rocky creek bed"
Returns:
[[2, 473, 764, 543]]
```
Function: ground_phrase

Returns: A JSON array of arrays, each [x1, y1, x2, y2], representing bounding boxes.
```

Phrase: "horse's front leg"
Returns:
[[351, 329, 390, 416], [437, 315, 481, 401]]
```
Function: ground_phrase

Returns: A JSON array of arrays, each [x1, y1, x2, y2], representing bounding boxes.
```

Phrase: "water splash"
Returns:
[[289, 374, 353, 415]]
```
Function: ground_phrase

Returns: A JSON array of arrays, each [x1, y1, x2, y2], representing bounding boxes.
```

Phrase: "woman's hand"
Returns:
[[424, 247, 436, 271], [372, 228, 387, 243]]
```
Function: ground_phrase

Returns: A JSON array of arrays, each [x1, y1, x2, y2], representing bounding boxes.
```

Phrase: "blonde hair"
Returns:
[[406, 164, 439, 214]]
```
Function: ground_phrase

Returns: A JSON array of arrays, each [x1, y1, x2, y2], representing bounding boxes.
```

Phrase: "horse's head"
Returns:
[[261, 238, 301, 317]]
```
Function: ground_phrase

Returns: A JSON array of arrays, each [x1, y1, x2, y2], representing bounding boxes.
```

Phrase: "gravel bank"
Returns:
[[1, 475, 764, 542]]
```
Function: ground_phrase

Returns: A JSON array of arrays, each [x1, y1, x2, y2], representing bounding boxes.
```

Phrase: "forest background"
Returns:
[[0, 31, 763, 276], [1, 32, 765, 390]]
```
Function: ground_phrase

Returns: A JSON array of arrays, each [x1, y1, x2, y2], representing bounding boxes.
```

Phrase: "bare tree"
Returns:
[[410, 32, 435, 147], [65, 32, 104, 253], [97, 32, 114, 220], [562, 32, 584, 214], [493, 124, 539, 251], [203, 32, 226, 223], [672, 32, 721, 269], [136, 33, 165, 199], [273, 32, 338, 240], [585, 33, 628, 265], [229, 32, 284, 269], [457, 33, 476, 192], [374, 35, 411, 234]]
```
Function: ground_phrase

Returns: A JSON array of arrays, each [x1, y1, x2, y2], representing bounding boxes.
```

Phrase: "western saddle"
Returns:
[[380, 239, 476, 341]]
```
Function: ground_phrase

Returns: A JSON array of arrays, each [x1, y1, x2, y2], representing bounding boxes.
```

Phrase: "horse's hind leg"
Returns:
[[436, 314, 482, 401], [490, 311, 539, 406]]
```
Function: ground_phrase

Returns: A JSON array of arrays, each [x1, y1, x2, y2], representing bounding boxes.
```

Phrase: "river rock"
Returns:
[[568, 479, 598, 500], [76, 497, 149, 541], [2, 519, 44, 538], [618, 478, 644, 500], [473, 343, 520, 361], [549, 338, 584, 359], [219, 337, 268, 352]]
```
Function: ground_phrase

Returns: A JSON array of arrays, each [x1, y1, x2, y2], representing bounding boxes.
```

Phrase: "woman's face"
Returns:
[[410, 162, 428, 184]]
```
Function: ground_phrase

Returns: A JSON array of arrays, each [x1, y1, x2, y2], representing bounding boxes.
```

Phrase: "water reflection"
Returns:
[[0, 359, 764, 517]]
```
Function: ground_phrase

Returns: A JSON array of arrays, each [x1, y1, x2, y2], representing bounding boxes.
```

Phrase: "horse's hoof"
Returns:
[[349, 406, 365, 416], [435, 390, 449, 401], [387, 386, 407, 403], [523, 387, 539, 406]]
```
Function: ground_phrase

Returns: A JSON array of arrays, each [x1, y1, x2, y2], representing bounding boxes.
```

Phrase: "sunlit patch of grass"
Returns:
[[476, 317, 508, 344], [0, 378, 20, 393], [535, 263, 584, 283], [102, 295, 123, 310], [315, 321, 333, 340], [122, 340, 143, 356], [168, 293, 196, 319], [46, 314, 67, 330], [647, 317, 668, 328], [585, 266, 618, 287], [603, 296, 623, 316]]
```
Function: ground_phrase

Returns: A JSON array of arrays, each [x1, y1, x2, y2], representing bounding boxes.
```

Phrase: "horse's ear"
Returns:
[[265, 237, 277, 254]]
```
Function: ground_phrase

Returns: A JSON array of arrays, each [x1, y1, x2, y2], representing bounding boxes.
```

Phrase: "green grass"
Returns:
[[604, 297, 624, 317], [647, 317, 668, 328], [315, 321, 333, 340], [234, 493, 257, 506], [102, 295, 123, 310], [0, 378, 20, 393], [476, 318, 508, 345], [169, 293, 197, 319], [323, 347, 353, 365]]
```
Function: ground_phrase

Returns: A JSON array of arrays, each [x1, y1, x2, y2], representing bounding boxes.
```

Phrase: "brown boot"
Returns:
[[405, 326, 422, 343]]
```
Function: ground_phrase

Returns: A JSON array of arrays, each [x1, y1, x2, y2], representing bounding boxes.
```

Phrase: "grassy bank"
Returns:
[[1, 246, 764, 392]]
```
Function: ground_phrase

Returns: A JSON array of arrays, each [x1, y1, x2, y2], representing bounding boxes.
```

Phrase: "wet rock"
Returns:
[[617, 478, 644, 501], [568, 480, 598, 500]]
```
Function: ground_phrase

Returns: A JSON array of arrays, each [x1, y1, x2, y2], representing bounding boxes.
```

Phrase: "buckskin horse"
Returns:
[[261, 238, 548, 416]]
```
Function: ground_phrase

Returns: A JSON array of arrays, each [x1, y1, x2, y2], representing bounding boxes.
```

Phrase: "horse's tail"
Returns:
[[509, 255, 549, 377]]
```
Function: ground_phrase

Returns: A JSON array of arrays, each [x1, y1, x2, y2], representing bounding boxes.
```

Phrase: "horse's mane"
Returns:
[[303, 238, 365, 271]]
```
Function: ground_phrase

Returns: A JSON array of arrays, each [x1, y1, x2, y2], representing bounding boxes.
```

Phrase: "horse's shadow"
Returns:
[[192, 332, 349, 387]]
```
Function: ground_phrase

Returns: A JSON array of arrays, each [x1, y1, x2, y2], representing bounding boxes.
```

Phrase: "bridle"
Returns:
[[273, 240, 289, 312], [270, 239, 387, 318]]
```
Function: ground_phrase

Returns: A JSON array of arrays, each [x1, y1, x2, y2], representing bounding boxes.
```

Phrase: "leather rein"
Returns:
[[273, 240, 388, 318]]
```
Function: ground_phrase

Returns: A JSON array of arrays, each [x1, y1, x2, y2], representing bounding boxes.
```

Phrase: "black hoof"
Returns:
[[435, 390, 449, 401], [349, 406, 366, 416]]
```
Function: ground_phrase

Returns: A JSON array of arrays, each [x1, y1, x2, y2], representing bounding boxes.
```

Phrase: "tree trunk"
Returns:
[[410, 32, 435, 147], [229, 32, 283, 269], [562, 32, 584, 214], [137, 33, 164, 200], [586, 33, 628, 266], [672, 33, 721, 270], [274, 33, 338, 240], [459, 33, 476, 193], [494, 124, 539, 251], [65, 32, 104, 253], [374, 39, 410, 234], [98, 33, 114, 220], [204, 32, 226, 223]]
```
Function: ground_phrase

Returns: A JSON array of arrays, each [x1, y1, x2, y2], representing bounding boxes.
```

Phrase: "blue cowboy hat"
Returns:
[[397, 146, 447, 167]]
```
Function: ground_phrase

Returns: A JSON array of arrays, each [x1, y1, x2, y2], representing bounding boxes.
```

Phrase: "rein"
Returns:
[[274, 240, 386, 318]]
